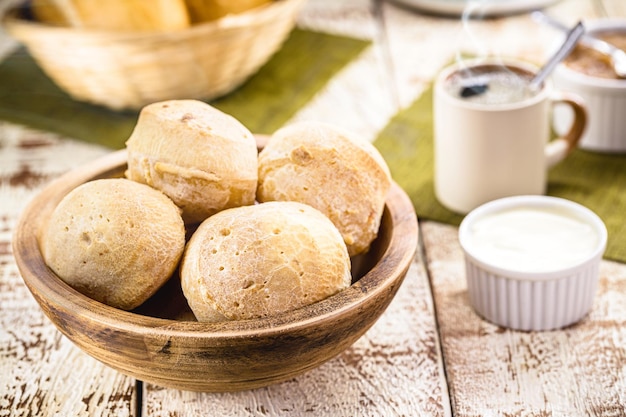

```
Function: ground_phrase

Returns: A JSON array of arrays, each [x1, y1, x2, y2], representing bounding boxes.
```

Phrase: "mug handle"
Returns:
[[545, 91, 587, 167]]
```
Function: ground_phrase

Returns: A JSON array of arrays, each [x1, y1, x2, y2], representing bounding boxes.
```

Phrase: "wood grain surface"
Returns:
[[0, 124, 134, 416], [2, 0, 626, 415]]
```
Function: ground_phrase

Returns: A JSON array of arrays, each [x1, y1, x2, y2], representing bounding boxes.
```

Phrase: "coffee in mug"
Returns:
[[444, 64, 536, 104], [433, 58, 587, 214]]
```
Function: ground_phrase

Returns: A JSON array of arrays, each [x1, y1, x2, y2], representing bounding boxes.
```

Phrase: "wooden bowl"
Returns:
[[12, 148, 418, 392]]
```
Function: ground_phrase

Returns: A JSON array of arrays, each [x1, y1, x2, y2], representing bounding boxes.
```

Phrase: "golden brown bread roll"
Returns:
[[180, 201, 352, 322], [125, 100, 258, 224], [185, 0, 272, 23], [257, 121, 392, 256], [31, 0, 190, 31], [40, 178, 186, 310]]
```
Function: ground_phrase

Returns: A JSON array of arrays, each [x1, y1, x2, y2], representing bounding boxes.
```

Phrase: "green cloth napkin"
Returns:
[[0, 28, 370, 149], [375, 83, 626, 263]]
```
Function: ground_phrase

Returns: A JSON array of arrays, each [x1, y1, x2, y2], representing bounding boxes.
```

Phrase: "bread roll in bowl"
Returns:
[[40, 178, 186, 310], [125, 100, 258, 224], [181, 201, 352, 322], [257, 121, 392, 256]]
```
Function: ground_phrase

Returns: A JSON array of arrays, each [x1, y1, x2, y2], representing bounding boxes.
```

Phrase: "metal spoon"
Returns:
[[533, 11, 626, 78], [459, 20, 585, 98], [528, 20, 586, 90]]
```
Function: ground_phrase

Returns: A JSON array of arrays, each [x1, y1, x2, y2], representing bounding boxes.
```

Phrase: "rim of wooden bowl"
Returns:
[[12, 146, 418, 346]]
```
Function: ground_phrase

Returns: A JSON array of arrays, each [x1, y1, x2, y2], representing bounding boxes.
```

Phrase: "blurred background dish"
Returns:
[[389, 0, 562, 17]]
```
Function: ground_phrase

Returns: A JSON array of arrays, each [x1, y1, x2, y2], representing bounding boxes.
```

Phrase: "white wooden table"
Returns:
[[2, 0, 626, 415]]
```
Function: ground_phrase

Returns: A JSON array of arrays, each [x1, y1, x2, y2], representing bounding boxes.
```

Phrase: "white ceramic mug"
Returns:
[[433, 58, 587, 214]]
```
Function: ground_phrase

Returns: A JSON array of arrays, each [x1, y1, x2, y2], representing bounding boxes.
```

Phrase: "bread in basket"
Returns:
[[3, 0, 305, 110]]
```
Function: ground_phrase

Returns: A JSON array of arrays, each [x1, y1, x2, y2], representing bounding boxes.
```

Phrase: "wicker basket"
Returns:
[[3, 0, 305, 110]]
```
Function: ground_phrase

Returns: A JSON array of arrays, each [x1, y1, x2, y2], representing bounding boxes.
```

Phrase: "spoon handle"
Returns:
[[529, 21, 585, 90]]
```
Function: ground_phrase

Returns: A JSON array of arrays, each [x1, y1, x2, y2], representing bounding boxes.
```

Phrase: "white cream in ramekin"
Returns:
[[553, 19, 626, 153], [459, 196, 607, 331]]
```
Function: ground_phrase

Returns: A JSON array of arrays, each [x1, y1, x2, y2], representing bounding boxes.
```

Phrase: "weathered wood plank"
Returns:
[[0, 123, 136, 417], [422, 221, 626, 416]]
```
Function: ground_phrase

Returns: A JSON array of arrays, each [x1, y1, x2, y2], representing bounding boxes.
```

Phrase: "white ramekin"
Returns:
[[459, 196, 607, 331], [553, 19, 626, 153]]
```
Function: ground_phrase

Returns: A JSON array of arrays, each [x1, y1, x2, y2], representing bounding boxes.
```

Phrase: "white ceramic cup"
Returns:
[[553, 19, 626, 153], [434, 58, 587, 215]]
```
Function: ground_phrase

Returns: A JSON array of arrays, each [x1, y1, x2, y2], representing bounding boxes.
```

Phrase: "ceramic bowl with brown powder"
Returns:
[[553, 19, 626, 153]]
